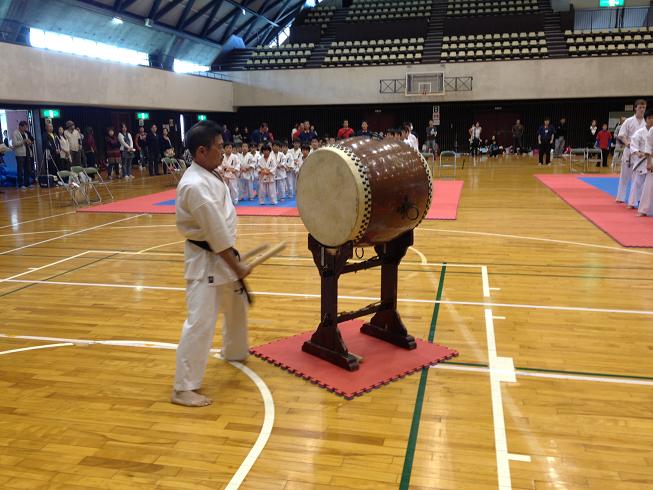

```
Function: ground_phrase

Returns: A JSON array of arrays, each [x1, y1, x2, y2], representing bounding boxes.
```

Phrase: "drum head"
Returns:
[[297, 147, 366, 247]]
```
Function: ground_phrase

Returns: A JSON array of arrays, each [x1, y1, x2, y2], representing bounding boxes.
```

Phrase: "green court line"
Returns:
[[399, 263, 446, 490], [443, 360, 653, 382]]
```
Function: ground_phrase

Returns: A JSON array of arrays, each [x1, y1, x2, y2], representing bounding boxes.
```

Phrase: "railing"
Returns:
[[380, 76, 473, 94], [574, 6, 650, 31]]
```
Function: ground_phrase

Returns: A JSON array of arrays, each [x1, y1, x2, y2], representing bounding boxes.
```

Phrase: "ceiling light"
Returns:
[[111, 17, 123, 25]]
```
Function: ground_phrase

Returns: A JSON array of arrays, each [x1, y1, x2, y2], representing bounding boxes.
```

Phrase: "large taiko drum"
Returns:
[[297, 137, 432, 247]]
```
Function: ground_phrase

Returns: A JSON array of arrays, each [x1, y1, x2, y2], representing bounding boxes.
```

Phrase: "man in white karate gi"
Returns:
[[172, 120, 251, 408], [627, 109, 653, 209], [637, 123, 653, 217], [616, 99, 647, 203]]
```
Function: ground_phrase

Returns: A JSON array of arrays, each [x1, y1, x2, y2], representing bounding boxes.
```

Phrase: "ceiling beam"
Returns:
[[148, 0, 163, 19], [207, 0, 255, 42], [175, 0, 196, 29], [256, 0, 303, 45], [179, 0, 220, 30], [232, 0, 277, 40], [200, 0, 223, 38], [153, 0, 183, 21]]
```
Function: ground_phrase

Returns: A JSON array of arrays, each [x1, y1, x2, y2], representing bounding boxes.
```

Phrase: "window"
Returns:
[[268, 0, 323, 46], [172, 59, 210, 73], [29, 28, 149, 66]]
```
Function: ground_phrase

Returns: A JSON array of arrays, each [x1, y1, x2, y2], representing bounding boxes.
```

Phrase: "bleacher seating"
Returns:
[[301, 5, 335, 31], [441, 31, 548, 62], [322, 37, 425, 67], [346, 0, 431, 22], [246, 43, 315, 70], [447, 0, 539, 16], [565, 27, 653, 57]]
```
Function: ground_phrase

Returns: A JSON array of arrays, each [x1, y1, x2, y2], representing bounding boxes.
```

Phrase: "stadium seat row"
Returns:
[[444, 39, 546, 50], [444, 31, 545, 42], [255, 43, 314, 50], [566, 33, 653, 44], [323, 52, 423, 66], [328, 45, 424, 55], [448, 5, 538, 16], [565, 27, 653, 35], [246, 58, 308, 68], [442, 47, 549, 61], [568, 43, 653, 56], [333, 38, 424, 47], [251, 50, 311, 58]]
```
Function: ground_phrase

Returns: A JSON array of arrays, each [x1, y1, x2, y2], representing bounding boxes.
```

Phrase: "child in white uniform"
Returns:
[[258, 144, 277, 205], [239, 142, 256, 201], [282, 141, 296, 199], [272, 141, 287, 201], [220, 143, 240, 205]]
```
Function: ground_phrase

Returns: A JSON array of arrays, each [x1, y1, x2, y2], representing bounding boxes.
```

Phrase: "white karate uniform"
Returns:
[[273, 151, 288, 200], [239, 152, 256, 200], [284, 151, 297, 198], [408, 133, 419, 151], [616, 115, 646, 202], [637, 127, 653, 216], [627, 126, 650, 207], [220, 153, 240, 205], [258, 154, 277, 204], [174, 163, 248, 392]]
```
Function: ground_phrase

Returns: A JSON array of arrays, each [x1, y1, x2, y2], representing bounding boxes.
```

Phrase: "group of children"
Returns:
[[217, 139, 313, 205]]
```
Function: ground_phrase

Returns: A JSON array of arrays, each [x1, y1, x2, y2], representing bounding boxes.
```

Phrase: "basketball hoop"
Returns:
[[421, 87, 428, 96]]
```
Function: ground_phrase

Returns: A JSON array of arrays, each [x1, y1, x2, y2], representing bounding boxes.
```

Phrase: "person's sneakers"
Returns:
[[20, 186, 26, 190]]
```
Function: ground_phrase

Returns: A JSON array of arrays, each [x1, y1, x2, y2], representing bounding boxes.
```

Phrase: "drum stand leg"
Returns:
[[360, 232, 416, 349], [302, 232, 416, 372], [302, 236, 360, 371]]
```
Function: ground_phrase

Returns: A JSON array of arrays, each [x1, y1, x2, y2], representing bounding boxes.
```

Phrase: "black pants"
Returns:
[[601, 149, 609, 167], [148, 156, 160, 176], [85, 152, 96, 169], [470, 138, 480, 156], [16, 156, 32, 187], [539, 143, 551, 165], [513, 136, 523, 154]]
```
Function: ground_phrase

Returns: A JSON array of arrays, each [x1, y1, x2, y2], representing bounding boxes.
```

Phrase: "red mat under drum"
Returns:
[[536, 174, 653, 248], [77, 180, 463, 220], [250, 320, 458, 399]]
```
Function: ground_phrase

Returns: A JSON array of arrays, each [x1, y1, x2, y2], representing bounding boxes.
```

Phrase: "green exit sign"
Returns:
[[40, 109, 60, 118], [136, 112, 150, 120], [197, 114, 207, 121], [600, 0, 623, 6]]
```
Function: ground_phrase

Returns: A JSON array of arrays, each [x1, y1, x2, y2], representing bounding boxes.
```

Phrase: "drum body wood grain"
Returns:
[[297, 137, 432, 247]]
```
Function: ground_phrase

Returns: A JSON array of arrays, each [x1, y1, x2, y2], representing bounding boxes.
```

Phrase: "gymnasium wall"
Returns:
[[228, 56, 653, 107], [0, 43, 234, 112]]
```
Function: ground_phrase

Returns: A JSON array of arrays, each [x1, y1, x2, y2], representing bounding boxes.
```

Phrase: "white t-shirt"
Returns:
[[176, 163, 237, 284]]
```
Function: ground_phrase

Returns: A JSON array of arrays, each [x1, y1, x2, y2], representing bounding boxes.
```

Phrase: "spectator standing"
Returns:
[[337, 120, 355, 140], [83, 127, 97, 169], [146, 124, 162, 176], [222, 124, 233, 143], [512, 119, 524, 155], [118, 123, 135, 179], [292, 123, 302, 141], [161, 127, 174, 174], [587, 120, 599, 148], [596, 123, 612, 168], [105, 127, 121, 179], [554, 117, 567, 158], [64, 121, 82, 166], [357, 121, 373, 137], [57, 126, 71, 170], [242, 126, 250, 143], [489, 135, 500, 158], [233, 126, 243, 146], [12, 121, 34, 189], [299, 121, 317, 145], [251, 123, 273, 145], [537, 118, 555, 166], [469, 122, 482, 156], [425, 120, 438, 155], [43, 122, 60, 173], [135, 126, 148, 169]]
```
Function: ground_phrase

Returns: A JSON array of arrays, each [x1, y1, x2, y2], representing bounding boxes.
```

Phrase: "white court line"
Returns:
[[137, 240, 185, 254], [0, 251, 90, 283], [481, 265, 491, 298], [508, 454, 531, 463], [409, 247, 428, 265], [419, 227, 653, 256], [0, 229, 72, 238], [3, 278, 653, 317], [0, 336, 274, 489], [0, 342, 74, 356], [0, 215, 143, 256], [0, 210, 76, 230]]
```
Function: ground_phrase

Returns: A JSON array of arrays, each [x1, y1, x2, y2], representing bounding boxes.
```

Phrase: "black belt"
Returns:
[[187, 240, 252, 304]]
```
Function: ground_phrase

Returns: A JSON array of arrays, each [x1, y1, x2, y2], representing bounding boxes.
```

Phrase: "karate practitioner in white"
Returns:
[[616, 99, 647, 203], [627, 110, 653, 209], [258, 144, 277, 205], [272, 141, 287, 201], [220, 143, 240, 205], [172, 121, 251, 408], [637, 125, 653, 216], [239, 142, 256, 201]]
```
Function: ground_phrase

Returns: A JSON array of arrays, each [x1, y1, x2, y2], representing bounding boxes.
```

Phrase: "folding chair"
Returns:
[[71, 165, 101, 203], [439, 151, 459, 178], [82, 165, 114, 200], [57, 170, 89, 206], [163, 157, 183, 185]]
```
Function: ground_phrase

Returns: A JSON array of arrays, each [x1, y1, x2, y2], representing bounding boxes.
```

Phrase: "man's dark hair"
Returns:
[[293, 138, 301, 144], [301, 144, 311, 151], [185, 120, 224, 157], [635, 98, 647, 108], [261, 144, 272, 152], [644, 108, 653, 119], [18, 121, 28, 128], [272, 140, 281, 147], [224, 142, 233, 148], [311, 137, 319, 142]]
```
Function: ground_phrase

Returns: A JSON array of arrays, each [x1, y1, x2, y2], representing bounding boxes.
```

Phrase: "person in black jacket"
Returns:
[[146, 124, 162, 176], [43, 122, 61, 172]]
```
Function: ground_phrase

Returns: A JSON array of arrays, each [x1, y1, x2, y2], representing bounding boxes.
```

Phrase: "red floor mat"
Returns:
[[250, 320, 458, 399], [78, 180, 464, 220], [536, 174, 653, 247]]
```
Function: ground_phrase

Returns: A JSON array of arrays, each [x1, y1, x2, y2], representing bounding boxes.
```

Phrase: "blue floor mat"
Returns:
[[154, 197, 298, 208], [579, 177, 626, 199]]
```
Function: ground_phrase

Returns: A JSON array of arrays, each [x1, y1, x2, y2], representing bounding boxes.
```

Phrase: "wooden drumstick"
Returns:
[[246, 241, 287, 269], [240, 244, 269, 262]]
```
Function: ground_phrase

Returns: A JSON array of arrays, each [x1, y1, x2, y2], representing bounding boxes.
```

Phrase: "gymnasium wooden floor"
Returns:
[[0, 156, 652, 490]]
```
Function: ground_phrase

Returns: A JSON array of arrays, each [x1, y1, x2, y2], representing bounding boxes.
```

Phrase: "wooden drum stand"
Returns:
[[302, 230, 416, 371]]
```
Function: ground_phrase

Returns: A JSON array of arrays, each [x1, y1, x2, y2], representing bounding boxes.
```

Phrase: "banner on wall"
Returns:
[[432, 105, 440, 126]]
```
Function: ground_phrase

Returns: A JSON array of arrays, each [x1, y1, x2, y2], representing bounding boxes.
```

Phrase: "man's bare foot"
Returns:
[[637, 212, 646, 217], [171, 390, 213, 407]]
